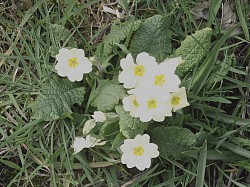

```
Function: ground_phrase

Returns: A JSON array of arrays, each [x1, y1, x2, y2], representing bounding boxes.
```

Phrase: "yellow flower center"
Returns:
[[154, 74, 166, 86], [171, 96, 181, 106], [134, 65, 145, 77], [147, 99, 157, 109], [133, 99, 139, 107], [68, 58, 80, 68], [133, 146, 145, 156]]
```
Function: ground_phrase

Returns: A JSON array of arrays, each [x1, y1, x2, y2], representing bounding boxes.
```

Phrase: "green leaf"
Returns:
[[174, 28, 213, 77], [206, 54, 235, 88], [112, 132, 126, 149], [221, 142, 250, 159], [183, 150, 245, 160], [130, 15, 172, 62], [151, 126, 196, 159], [115, 106, 149, 138], [91, 80, 126, 111], [100, 121, 120, 140], [188, 93, 232, 104], [49, 24, 77, 57], [31, 79, 85, 121], [192, 24, 239, 94], [0, 159, 21, 171], [235, 0, 250, 40], [195, 141, 207, 187], [102, 17, 141, 57]]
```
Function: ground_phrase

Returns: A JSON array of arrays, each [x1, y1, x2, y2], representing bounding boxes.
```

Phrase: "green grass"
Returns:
[[0, 0, 250, 186]]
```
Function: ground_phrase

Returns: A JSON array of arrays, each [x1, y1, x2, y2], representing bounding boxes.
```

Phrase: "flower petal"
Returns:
[[72, 137, 87, 154], [92, 111, 106, 122], [120, 54, 135, 70], [144, 143, 159, 158], [118, 70, 137, 88], [82, 119, 96, 134]]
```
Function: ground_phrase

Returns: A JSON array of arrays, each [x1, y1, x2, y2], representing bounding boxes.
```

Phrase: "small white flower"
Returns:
[[72, 135, 107, 154], [55, 48, 92, 82], [91, 111, 106, 122], [139, 58, 181, 93], [122, 95, 140, 117], [118, 53, 158, 89], [128, 88, 172, 122], [167, 87, 189, 112], [120, 134, 159, 171], [82, 119, 96, 135]]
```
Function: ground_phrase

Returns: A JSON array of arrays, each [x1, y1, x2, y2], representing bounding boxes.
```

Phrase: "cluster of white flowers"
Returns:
[[119, 52, 189, 122]]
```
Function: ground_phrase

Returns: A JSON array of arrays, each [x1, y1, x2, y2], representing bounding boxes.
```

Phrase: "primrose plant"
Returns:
[[31, 15, 213, 171], [53, 45, 189, 170]]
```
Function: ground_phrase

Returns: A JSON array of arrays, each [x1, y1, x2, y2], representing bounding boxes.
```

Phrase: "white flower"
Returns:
[[72, 135, 107, 154], [55, 48, 92, 82], [91, 111, 106, 122], [128, 88, 172, 122], [138, 57, 181, 93], [118, 53, 158, 89], [167, 87, 189, 112], [120, 134, 159, 171], [122, 95, 140, 117], [82, 119, 96, 135]]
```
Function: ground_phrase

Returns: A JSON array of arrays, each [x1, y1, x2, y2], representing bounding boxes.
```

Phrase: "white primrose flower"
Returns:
[[118, 53, 158, 89], [91, 111, 106, 122], [128, 89, 172, 122], [122, 94, 140, 117], [139, 58, 181, 93], [55, 48, 92, 82], [167, 87, 189, 112], [120, 134, 159, 171], [82, 119, 96, 135], [72, 135, 107, 154]]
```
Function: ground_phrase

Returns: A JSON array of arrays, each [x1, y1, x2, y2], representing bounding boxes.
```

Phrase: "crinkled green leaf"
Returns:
[[49, 24, 77, 57], [102, 17, 141, 57], [130, 15, 172, 62], [100, 122, 120, 140], [151, 126, 196, 159], [206, 54, 235, 88], [175, 28, 213, 77], [31, 79, 85, 121], [91, 80, 126, 112], [115, 106, 149, 139]]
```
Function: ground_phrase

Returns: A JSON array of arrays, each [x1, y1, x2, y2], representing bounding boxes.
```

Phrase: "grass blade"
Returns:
[[192, 24, 239, 94], [235, 0, 250, 40], [207, 0, 223, 27], [195, 141, 207, 187]]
